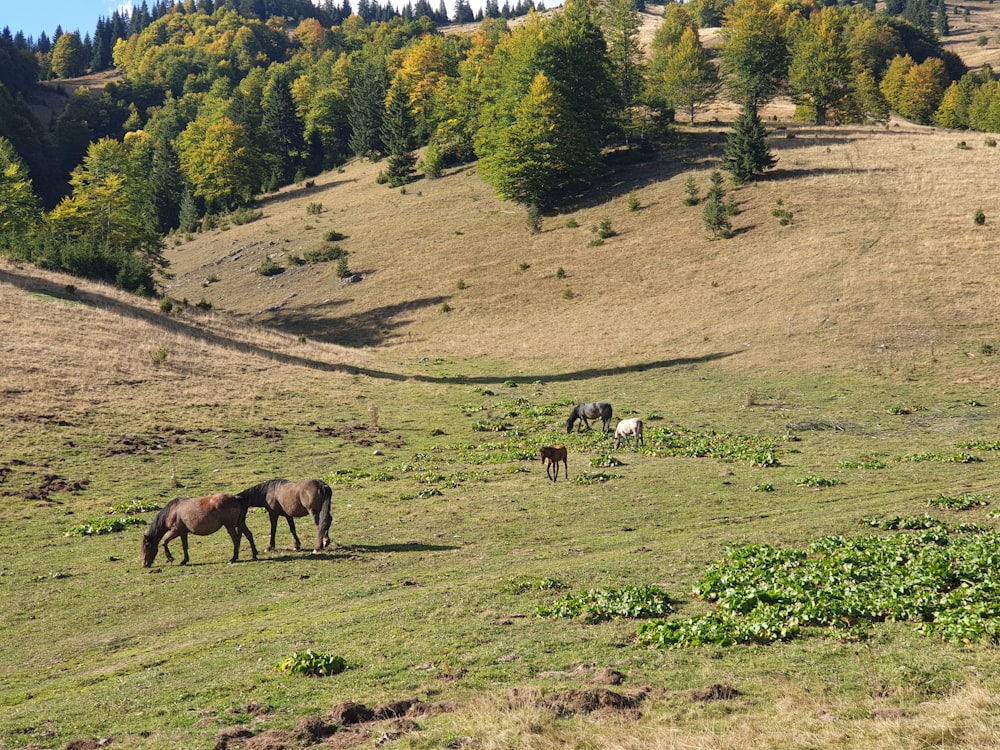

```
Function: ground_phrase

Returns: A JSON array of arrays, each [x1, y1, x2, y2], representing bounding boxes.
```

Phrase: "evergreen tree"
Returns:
[[347, 57, 388, 159], [935, 0, 950, 37], [722, 102, 776, 184], [454, 0, 475, 22], [381, 77, 417, 187], [702, 191, 732, 239], [600, 0, 645, 117], [150, 138, 183, 232], [261, 71, 306, 189]]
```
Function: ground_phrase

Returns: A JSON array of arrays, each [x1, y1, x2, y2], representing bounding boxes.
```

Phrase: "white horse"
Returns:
[[613, 418, 644, 450]]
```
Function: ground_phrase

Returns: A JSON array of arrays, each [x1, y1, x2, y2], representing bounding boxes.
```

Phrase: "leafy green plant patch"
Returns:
[[538, 585, 672, 622], [65, 517, 146, 536], [275, 650, 347, 677], [645, 426, 779, 466], [638, 526, 1000, 648]]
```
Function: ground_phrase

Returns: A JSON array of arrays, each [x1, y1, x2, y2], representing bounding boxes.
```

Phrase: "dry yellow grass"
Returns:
[[159, 111, 1000, 382]]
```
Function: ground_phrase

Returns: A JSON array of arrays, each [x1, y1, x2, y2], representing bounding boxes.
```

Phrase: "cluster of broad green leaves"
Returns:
[[926, 493, 988, 511], [538, 585, 673, 622], [65, 516, 146, 536], [324, 467, 396, 487], [106, 499, 162, 514], [896, 451, 980, 464], [275, 650, 347, 677], [638, 526, 1000, 648], [572, 471, 621, 484], [645, 425, 780, 466]]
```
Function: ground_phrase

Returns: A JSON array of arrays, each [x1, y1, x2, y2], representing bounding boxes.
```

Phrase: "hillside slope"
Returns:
[[158, 110, 1000, 380]]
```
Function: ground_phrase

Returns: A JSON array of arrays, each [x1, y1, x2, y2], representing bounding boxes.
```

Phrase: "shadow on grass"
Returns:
[[1, 266, 743, 384]]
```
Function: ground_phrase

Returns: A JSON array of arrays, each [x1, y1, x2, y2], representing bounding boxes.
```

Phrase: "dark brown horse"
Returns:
[[236, 478, 333, 553], [566, 401, 613, 433], [141, 494, 258, 567], [540, 445, 568, 481]]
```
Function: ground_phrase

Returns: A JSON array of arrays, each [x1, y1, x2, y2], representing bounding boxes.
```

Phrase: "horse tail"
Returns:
[[316, 479, 333, 504]]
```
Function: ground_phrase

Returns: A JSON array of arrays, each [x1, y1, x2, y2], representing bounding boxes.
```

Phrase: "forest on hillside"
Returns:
[[0, 0, 995, 295]]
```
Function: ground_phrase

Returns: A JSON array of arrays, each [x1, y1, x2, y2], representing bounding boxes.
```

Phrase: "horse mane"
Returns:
[[146, 497, 182, 539], [237, 478, 288, 506]]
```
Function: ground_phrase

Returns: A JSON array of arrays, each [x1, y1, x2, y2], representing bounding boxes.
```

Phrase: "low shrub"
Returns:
[[275, 650, 346, 677]]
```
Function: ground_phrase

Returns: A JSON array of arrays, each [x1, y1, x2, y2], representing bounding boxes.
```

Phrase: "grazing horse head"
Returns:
[[140, 531, 158, 567]]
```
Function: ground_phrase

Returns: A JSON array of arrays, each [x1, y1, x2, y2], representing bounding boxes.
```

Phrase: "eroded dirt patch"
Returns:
[[316, 423, 404, 449], [214, 698, 451, 750], [689, 683, 740, 702], [23, 474, 90, 501]]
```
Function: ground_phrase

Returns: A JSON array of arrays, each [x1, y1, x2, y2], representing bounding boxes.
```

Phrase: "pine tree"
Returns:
[[261, 71, 305, 189], [722, 102, 776, 184], [600, 0, 645, 113], [935, 0, 950, 36], [348, 58, 388, 160], [381, 77, 417, 187]]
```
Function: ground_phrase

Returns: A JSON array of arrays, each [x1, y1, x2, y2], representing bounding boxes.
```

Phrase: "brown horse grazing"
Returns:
[[236, 478, 333, 553], [141, 494, 258, 567], [540, 445, 568, 482]]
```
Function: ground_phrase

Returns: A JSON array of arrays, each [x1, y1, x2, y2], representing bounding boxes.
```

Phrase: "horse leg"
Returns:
[[240, 515, 259, 561], [313, 503, 333, 552], [286, 517, 302, 551], [267, 512, 279, 552], [179, 533, 190, 566], [161, 528, 180, 563], [227, 522, 242, 563]]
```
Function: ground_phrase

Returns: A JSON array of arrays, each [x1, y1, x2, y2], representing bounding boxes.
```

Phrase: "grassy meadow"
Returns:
[[8, 7, 1000, 747]]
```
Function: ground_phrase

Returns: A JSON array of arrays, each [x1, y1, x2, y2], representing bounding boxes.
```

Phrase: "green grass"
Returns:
[[6, 358, 1000, 748]]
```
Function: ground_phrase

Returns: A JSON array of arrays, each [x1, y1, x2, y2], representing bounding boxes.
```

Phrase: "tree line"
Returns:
[[0, 0, 982, 295]]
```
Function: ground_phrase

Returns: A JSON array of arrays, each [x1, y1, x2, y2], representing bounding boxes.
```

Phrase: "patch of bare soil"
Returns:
[[503, 686, 649, 719], [316, 423, 403, 449], [62, 739, 113, 750], [103, 427, 208, 456], [22, 474, 90, 501], [689, 683, 740, 702], [213, 698, 452, 750]]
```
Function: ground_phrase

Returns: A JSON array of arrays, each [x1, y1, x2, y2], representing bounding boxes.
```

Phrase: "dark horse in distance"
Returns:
[[540, 445, 568, 481], [236, 478, 333, 553], [566, 401, 613, 433], [141, 493, 258, 567]]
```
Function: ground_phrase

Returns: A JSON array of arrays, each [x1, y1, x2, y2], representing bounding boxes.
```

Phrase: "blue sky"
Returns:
[[2, 2, 140, 39], [2, 0, 504, 40]]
